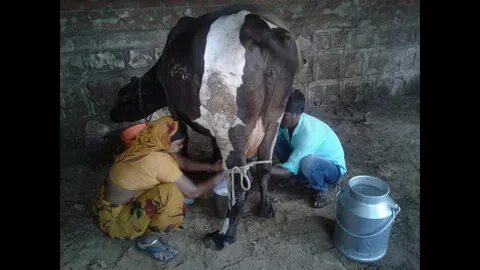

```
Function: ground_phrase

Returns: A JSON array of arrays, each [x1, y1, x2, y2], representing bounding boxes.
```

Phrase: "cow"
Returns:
[[109, 5, 300, 250]]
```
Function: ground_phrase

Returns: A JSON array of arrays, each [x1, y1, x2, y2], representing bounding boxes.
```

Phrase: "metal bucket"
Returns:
[[213, 176, 229, 218], [333, 175, 401, 263]]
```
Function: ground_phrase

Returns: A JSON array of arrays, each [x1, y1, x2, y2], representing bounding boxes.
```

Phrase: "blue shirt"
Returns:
[[277, 113, 347, 176]]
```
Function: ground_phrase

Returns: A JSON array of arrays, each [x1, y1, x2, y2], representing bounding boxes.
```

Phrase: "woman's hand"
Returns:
[[176, 171, 225, 199]]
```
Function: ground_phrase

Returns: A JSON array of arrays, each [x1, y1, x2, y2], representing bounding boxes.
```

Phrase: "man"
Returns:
[[271, 89, 347, 208]]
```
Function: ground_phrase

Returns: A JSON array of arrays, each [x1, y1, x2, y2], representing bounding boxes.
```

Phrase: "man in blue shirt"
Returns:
[[271, 89, 347, 208]]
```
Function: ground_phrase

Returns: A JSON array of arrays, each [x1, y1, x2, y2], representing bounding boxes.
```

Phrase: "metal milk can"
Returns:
[[333, 175, 401, 263]]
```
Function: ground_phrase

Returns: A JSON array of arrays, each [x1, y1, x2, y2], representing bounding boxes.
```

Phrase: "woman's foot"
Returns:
[[137, 237, 178, 262]]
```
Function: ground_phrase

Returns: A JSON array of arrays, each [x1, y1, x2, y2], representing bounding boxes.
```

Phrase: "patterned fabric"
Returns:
[[92, 183, 186, 240]]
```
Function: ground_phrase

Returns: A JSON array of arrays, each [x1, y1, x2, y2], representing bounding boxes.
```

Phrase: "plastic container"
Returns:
[[213, 176, 229, 218], [120, 123, 147, 148]]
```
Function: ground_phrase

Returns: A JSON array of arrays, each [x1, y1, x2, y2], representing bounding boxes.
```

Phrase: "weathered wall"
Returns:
[[60, 0, 419, 151]]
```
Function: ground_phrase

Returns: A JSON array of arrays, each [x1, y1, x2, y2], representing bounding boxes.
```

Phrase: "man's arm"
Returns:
[[271, 166, 294, 179], [277, 137, 317, 176]]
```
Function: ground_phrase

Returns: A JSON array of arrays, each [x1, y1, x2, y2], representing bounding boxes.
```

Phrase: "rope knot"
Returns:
[[226, 160, 272, 207]]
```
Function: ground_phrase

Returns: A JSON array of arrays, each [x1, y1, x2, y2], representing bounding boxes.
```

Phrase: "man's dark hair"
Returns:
[[285, 89, 305, 114]]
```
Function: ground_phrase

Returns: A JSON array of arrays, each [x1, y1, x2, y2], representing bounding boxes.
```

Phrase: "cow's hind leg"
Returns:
[[255, 161, 276, 218], [203, 190, 248, 250], [254, 115, 284, 218], [204, 156, 252, 250]]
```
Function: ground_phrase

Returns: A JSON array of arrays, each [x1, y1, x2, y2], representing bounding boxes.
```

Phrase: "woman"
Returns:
[[93, 116, 223, 262]]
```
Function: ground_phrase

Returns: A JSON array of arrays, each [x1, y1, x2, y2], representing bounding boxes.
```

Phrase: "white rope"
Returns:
[[227, 160, 272, 207]]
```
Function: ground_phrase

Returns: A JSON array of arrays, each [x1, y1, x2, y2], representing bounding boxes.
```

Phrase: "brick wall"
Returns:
[[60, 0, 419, 151]]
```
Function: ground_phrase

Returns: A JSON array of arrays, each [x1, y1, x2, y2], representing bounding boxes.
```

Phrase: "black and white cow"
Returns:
[[110, 5, 300, 250]]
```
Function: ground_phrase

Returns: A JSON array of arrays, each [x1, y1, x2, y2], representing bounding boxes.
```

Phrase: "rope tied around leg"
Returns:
[[227, 160, 272, 207]]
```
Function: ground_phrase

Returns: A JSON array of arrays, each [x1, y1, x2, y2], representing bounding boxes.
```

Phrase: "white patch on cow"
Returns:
[[268, 113, 284, 159], [194, 10, 251, 161], [193, 106, 215, 135], [201, 10, 250, 98], [219, 218, 230, 235], [261, 18, 278, 29], [213, 113, 233, 158]]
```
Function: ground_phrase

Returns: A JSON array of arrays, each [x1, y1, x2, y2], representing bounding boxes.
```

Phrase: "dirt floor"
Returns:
[[60, 95, 420, 270]]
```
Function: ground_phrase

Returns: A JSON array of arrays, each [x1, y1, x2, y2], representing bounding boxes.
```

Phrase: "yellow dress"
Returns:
[[92, 116, 187, 240]]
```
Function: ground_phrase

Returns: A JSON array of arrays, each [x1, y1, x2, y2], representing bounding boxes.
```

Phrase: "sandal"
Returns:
[[136, 238, 178, 262], [312, 192, 328, 208]]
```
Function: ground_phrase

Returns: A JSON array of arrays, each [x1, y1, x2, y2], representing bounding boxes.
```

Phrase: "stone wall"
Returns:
[[60, 0, 419, 151]]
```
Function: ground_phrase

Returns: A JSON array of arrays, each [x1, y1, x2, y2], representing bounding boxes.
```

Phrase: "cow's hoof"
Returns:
[[203, 231, 235, 250], [255, 199, 276, 218]]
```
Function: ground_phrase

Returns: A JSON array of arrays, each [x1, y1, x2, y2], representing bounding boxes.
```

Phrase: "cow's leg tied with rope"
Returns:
[[203, 155, 252, 250], [203, 173, 250, 250], [253, 111, 283, 218], [255, 162, 276, 218]]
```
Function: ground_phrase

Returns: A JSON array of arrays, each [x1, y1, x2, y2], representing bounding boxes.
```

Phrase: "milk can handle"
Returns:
[[336, 204, 401, 238], [335, 186, 345, 197]]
